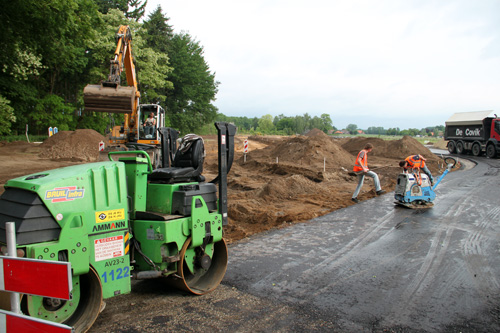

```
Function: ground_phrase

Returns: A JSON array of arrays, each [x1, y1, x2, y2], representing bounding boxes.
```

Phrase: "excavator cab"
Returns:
[[137, 104, 165, 144]]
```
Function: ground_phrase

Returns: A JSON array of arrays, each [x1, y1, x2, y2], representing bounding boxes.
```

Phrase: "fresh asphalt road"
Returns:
[[224, 155, 500, 332]]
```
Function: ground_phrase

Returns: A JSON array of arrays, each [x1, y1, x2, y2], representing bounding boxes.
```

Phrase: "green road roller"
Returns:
[[0, 122, 236, 332]]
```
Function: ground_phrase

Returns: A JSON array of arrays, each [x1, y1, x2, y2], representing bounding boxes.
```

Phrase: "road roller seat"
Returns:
[[149, 135, 205, 184]]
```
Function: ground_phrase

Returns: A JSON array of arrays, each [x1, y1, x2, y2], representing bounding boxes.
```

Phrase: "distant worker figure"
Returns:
[[143, 112, 156, 136], [399, 154, 434, 185], [352, 143, 385, 203]]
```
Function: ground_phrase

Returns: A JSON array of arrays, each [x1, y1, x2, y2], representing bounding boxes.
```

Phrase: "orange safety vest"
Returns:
[[353, 150, 368, 172], [405, 155, 425, 169]]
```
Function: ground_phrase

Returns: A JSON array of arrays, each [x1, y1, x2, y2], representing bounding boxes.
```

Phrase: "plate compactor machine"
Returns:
[[0, 122, 236, 332], [394, 156, 457, 209]]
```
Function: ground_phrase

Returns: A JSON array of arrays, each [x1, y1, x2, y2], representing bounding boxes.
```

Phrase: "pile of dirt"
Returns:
[[243, 131, 354, 171], [38, 129, 106, 162], [433, 138, 448, 150], [304, 128, 327, 137], [341, 135, 441, 171]]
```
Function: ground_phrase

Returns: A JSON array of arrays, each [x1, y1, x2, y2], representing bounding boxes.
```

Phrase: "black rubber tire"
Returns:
[[171, 238, 228, 295], [447, 141, 456, 153], [472, 143, 481, 156], [456, 141, 464, 154], [486, 144, 497, 159]]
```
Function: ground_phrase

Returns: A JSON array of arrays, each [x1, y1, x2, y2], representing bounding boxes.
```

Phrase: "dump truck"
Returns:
[[444, 110, 500, 158], [0, 122, 236, 332]]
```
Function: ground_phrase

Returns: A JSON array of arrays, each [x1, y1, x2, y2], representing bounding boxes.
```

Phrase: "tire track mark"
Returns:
[[302, 209, 397, 282], [462, 205, 500, 295], [383, 189, 472, 327]]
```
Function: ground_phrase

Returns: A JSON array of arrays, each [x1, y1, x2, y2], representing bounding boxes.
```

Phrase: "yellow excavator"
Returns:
[[83, 25, 165, 149]]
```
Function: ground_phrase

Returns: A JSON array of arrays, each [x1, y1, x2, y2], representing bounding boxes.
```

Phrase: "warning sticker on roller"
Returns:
[[94, 236, 124, 262], [95, 208, 125, 223]]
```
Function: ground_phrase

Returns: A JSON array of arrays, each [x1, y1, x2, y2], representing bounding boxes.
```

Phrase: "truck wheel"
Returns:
[[472, 143, 481, 156], [486, 144, 497, 159], [447, 141, 456, 153], [456, 141, 464, 154]]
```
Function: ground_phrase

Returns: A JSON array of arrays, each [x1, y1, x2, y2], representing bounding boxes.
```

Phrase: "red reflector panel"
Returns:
[[0, 257, 72, 300]]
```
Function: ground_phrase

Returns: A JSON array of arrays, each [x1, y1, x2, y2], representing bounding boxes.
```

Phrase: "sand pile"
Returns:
[[258, 174, 328, 199], [244, 130, 354, 170], [341, 135, 439, 161], [433, 138, 448, 150], [304, 128, 327, 137], [39, 129, 105, 162]]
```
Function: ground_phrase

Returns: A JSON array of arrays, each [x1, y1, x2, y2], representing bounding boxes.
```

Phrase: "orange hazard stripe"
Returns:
[[124, 232, 130, 255]]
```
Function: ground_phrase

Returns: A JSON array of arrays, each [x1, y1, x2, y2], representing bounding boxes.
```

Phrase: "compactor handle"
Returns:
[[432, 157, 458, 191], [108, 150, 153, 174]]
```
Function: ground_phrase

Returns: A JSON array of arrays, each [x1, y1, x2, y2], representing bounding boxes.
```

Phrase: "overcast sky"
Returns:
[[145, 0, 500, 130]]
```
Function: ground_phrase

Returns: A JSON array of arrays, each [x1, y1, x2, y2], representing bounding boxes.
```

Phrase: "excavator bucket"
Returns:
[[83, 84, 136, 113]]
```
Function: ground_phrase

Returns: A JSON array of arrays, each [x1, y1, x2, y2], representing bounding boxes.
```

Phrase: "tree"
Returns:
[[165, 33, 219, 133], [346, 123, 358, 134], [276, 117, 295, 135], [94, 0, 146, 20], [366, 126, 385, 135], [139, 6, 174, 104], [142, 6, 174, 54], [387, 127, 401, 135], [0, 0, 100, 134], [126, 0, 147, 20], [257, 114, 275, 133], [0, 96, 16, 135], [320, 113, 333, 133], [32, 95, 75, 131], [295, 115, 306, 134], [251, 117, 259, 131]]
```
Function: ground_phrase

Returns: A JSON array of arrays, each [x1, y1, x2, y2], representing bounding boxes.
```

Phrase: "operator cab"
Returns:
[[138, 104, 165, 143]]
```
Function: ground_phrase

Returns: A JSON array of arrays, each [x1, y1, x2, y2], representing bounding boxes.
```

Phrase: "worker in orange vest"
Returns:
[[399, 154, 434, 185], [352, 143, 385, 203]]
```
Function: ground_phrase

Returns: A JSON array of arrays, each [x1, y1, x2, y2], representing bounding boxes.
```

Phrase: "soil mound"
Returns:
[[304, 128, 328, 138], [433, 138, 448, 150], [341, 135, 438, 161], [245, 134, 354, 170], [39, 129, 105, 162], [258, 174, 326, 199]]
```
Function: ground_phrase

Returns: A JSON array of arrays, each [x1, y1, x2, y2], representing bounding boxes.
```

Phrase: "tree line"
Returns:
[[0, 0, 218, 136], [216, 114, 444, 137], [216, 113, 335, 135]]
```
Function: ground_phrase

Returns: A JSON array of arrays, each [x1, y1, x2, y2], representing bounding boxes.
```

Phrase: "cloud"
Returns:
[[146, 0, 500, 129]]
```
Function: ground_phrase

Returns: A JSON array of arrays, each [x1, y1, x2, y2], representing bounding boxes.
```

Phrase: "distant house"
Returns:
[[334, 130, 344, 134], [357, 130, 365, 134]]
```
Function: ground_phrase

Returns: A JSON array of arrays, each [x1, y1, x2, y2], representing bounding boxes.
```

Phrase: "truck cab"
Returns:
[[444, 111, 500, 158]]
